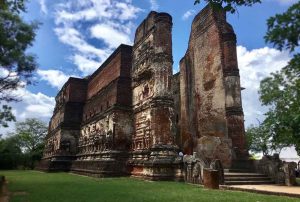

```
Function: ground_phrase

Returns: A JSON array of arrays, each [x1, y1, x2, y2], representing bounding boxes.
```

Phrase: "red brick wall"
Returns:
[[69, 79, 87, 102], [83, 82, 118, 122], [87, 54, 121, 99]]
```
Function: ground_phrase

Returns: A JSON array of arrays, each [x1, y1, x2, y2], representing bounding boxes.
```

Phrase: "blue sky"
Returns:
[[0, 0, 298, 147]]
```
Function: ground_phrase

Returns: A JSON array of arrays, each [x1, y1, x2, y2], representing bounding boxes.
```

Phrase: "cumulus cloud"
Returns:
[[150, 0, 159, 10], [37, 69, 76, 89], [72, 55, 101, 75], [53, 26, 109, 61], [38, 0, 48, 15], [182, 9, 196, 20], [53, 0, 142, 76], [272, 0, 298, 5], [237, 46, 290, 127], [90, 24, 132, 48], [12, 88, 55, 119], [0, 88, 55, 136]]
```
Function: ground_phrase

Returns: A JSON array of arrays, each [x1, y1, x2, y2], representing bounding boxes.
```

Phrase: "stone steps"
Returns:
[[225, 176, 271, 181], [224, 169, 256, 173], [225, 172, 267, 177], [224, 170, 274, 185], [224, 180, 275, 185]]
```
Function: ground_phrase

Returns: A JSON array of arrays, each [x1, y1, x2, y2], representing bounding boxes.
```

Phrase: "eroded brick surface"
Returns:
[[180, 6, 247, 168]]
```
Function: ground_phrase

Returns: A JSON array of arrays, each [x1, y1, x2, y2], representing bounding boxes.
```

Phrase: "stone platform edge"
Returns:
[[220, 185, 300, 199]]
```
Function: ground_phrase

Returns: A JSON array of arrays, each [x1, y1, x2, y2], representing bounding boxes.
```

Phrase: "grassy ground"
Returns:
[[1, 171, 299, 202]]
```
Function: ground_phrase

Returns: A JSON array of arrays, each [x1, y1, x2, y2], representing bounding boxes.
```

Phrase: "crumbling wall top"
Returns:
[[134, 11, 172, 45], [189, 5, 234, 42]]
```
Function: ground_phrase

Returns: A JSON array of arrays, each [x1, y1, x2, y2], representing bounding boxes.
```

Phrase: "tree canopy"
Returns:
[[0, 0, 39, 127], [257, 1, 300, 155], [265, 2, 300, 52], [0, 118, 47, 169], [194, 0, 261, 13]]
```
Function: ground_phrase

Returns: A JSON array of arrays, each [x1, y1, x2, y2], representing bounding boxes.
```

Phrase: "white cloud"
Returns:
[[115, 2, 143, 20], [53, 0, 142, 76], [0, 88, 55, 136], [72, 55, 100, 75], [150, 0, 159, 10], [54, 26, 107, 59], [37, 69, 76, 89], [182, 9, 196, 20], [280, 146, 300, 160], [237, 46, 290, 127], [14, 89, 55, 119], [90, 24, 132, 48], [272, 0, 298, 5], [38, 0, 47, 15]]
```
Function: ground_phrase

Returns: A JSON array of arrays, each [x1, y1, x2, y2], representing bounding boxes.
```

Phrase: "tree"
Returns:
[[259, 60, 300, 155], [246, 123, 289, 156], [0, 134, 22, 169], [246, 124, 270, 156], [0, 118, 47, 169], [258, 1, 300, 156], [194, 0, 261, 13], [0, 0, 39, 127], [16, 118, 47, 168], [0, 105, 15, 127], [265, 2, 300, 53]]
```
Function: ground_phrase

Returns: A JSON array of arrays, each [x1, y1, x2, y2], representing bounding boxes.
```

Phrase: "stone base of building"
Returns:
[[36, 155, 74, 172], [70, 150, 130, 177], [128, 145, 184, 181]]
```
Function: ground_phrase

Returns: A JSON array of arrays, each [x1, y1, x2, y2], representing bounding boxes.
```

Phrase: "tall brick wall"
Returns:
[[172, 73, 181, 147], [131, 12, 174, 150], [42, 77, 87, 166], [180, 6, 247, 167], [72, 45, 133, 176], [130, 11, 182, 180], [87, 54, 121, 99]]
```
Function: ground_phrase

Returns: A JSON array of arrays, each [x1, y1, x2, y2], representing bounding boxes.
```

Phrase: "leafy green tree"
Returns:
[[0, 118, 47, 169], [265, 2, 300, 53], [16, 118, 47, 168], [0, 0, 39, 127], [194, 0, 261, 13], [258, 1, 300, 156], [246, 124, 270, 156], [246, 123, 289, 156], [0, 105, 15, 127], [259, 60, 300, 155], [0, 134, 22, 169]]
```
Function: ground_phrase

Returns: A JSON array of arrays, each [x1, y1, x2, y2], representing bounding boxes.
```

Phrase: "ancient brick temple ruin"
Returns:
[[39, 6, 249, 181]]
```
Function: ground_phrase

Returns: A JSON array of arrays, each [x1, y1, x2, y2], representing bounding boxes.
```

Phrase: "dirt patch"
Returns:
[[0, 181, 28, 202], [0, 181, 9, 202], [12, 191, 28, 196]]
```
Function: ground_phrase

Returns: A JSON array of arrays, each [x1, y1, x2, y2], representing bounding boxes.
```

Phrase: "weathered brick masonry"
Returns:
[[180, 6, 248, 168], [39, 6, 248, 178]]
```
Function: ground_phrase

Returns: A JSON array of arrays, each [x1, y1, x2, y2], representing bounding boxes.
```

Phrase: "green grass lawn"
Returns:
[[1, 171, 299, 202]]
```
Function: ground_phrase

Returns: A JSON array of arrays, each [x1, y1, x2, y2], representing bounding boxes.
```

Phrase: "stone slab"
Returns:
[[221, 184, 300, 198]]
